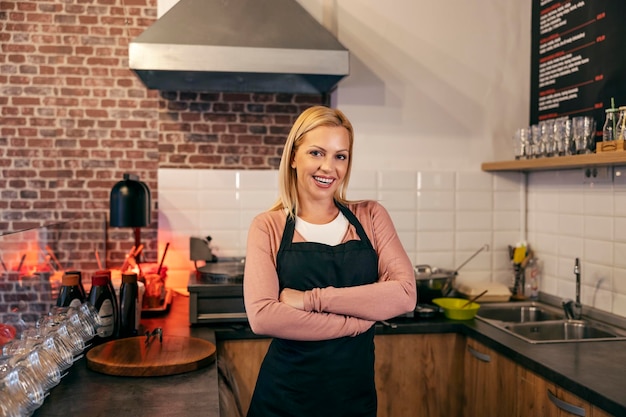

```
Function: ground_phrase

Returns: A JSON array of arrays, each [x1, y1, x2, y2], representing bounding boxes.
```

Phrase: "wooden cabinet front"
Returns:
[[375, 333, 465, 417], [463, 338, 517, 417]]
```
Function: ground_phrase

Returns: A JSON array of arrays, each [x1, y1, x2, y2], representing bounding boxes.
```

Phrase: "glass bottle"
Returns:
[[56, 273, 85, 308], [119, 272, 139, 338], [602, 108, 618, 142], [66, 270, 87, 300], [88, 271, 119, 343], [616, 106, 626, 141]]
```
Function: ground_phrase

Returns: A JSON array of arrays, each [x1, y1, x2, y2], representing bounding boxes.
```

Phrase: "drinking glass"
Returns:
[[573, 116, 595, 154], [540, 119, 556, 157], [25, 345, 62, 392], [512, 127, 529, 159], [553, 117, 571, 156], [42, 333, 74, 372], [527, 124, 540, 158], [4, 360, 46, 415]]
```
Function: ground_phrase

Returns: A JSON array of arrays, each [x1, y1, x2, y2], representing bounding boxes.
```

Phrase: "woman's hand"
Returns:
[[279, 288, 305, 311]]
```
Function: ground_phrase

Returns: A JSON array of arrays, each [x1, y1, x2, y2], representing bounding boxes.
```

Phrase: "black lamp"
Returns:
[[109, 173, 151, 262]]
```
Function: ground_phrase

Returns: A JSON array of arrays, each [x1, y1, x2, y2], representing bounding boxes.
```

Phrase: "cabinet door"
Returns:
[[375, 333, 465, 417], [517, 366, 559, 417], [550, 387, 593, 417], [217, 338, 271, 416], [517, 366, 595, 417], [464, 338, 517, 417]]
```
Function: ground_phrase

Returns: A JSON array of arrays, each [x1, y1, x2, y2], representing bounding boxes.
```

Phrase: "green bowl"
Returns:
[[432, 297, 480, 320]]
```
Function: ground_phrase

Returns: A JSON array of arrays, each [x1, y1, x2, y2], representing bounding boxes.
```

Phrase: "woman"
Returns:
[[244, 105, 416, 417]]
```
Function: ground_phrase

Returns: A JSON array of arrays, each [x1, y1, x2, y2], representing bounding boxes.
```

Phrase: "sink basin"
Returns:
[[476, 303, 563, 323], [475, 302, 626, 343], [503, 320, 626, 343]]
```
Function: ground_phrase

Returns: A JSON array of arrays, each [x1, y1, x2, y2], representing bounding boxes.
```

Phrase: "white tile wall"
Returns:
[[157, 167, 626, 318], [158, 168, 524, 293], [527, 168, 626, 317]]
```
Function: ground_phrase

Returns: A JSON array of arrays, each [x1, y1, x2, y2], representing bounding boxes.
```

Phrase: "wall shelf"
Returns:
[[481, 152, 626, 172]]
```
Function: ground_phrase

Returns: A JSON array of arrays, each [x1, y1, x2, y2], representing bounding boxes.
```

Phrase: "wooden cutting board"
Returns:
[[86, 335, 216, 377]]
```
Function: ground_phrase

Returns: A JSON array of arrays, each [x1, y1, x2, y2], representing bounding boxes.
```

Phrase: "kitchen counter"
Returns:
[[32, 294, 220, 417], [33, 294, 626, 417]]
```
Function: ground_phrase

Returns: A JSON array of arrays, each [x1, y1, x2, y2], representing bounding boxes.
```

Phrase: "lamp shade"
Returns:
[[109, 173, 151, 227]]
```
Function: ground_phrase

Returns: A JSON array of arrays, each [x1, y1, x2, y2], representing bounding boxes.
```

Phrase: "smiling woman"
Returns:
[[243, 105, 417, 417]]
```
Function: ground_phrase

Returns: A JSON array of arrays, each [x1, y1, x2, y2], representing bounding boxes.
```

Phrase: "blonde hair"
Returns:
[[270, 106, 355, 217]]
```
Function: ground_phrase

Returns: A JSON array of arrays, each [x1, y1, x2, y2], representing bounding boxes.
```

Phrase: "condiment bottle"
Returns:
[[88, 271, 119, 342], [119, 272, 139, 338], [616, 106, 626, 141], [65, 270, 87, 300], [602, 108, 618, 142], [56, 273, 85, 308]]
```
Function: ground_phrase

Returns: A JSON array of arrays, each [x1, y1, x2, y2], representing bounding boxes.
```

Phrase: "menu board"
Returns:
[[530, 1, 626, 133]]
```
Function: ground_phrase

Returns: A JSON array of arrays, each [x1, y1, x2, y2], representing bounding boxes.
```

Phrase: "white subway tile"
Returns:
[[198, 190, 240, 210], [417, 190, 455, 211], [377, 190, 416, 210], [238, 170, 279, 190], [388, 210, 416, 231], [417, 171, 455, 190], [535, 212, 560, 234], [584, 239, 613, 265], [613, 242, 626, 269], [158, 168, 199, 190], [584, 216, 613, 241], [557, 214, 583, 237], [455, 231, 491, 251], [493, 172, 523, 190], [613, 192, 626, 217], [349, 171, 378, 189], [456, 191, 492, 211], [456, 211, 493, 231], [397, 231, 416, 252], [493, 211, 521, 231], [456, 172, 492, 191], [239, 190, 278, 211], [158, 190, 200, 211], [415, 251, 454, 269], [197, 210, 241, 231], [556, 236, 583, 261], [417, 231, 454, 252], [198, 170, 238, 189], [615, 217, 626, 243], [377, 171, 416, 190], [417, 211, 454, 231], [346, 190, 378, 200], [583, 189, 614, 217], [613, 267, 626, 295], [494, 190, 522, 211], [558, 192, 583, 214]]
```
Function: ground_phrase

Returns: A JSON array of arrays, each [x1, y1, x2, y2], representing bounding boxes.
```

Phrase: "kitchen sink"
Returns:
[[476, 302, 563, 323], [475, 301, 626, 343], [503, 320, 626, 343]]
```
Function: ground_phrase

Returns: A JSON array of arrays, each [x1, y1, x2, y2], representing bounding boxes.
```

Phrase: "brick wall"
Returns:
[[0, 0, 328, 316]]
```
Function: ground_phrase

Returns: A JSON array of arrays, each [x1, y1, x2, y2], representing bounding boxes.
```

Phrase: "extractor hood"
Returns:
[[129, 0, 350, 94]]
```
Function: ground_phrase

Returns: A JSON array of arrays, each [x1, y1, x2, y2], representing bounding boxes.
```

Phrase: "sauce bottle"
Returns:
[[56, 273, 85, 308], [119, 272, 139, 338], [88, 271, 119, 342]]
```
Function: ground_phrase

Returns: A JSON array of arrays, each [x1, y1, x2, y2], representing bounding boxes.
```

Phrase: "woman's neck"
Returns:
[[297, 199, 339, 224]]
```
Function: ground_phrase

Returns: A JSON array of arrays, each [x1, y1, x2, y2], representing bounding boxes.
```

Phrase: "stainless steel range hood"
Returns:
[[129, 0, 349, 93]]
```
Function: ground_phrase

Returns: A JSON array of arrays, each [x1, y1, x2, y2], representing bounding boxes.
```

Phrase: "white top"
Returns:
[[295, 211, 349, 246]]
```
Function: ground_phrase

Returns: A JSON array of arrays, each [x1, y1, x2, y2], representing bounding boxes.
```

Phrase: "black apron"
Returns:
[[247, 203, 379, 417]]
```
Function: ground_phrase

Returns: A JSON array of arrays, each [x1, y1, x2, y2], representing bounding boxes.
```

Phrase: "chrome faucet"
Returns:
[[562, 258, 582, 320]]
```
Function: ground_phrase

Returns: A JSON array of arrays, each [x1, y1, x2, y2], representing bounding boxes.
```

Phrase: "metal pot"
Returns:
[[414, 244, 490, 304], [414, 265, 456, 304]]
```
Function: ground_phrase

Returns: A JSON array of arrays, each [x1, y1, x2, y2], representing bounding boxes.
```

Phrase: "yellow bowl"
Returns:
[[432, 297, 480, 320]]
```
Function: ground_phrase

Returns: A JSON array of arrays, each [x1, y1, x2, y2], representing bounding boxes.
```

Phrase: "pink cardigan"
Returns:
[[244, 200, 417, 341]]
